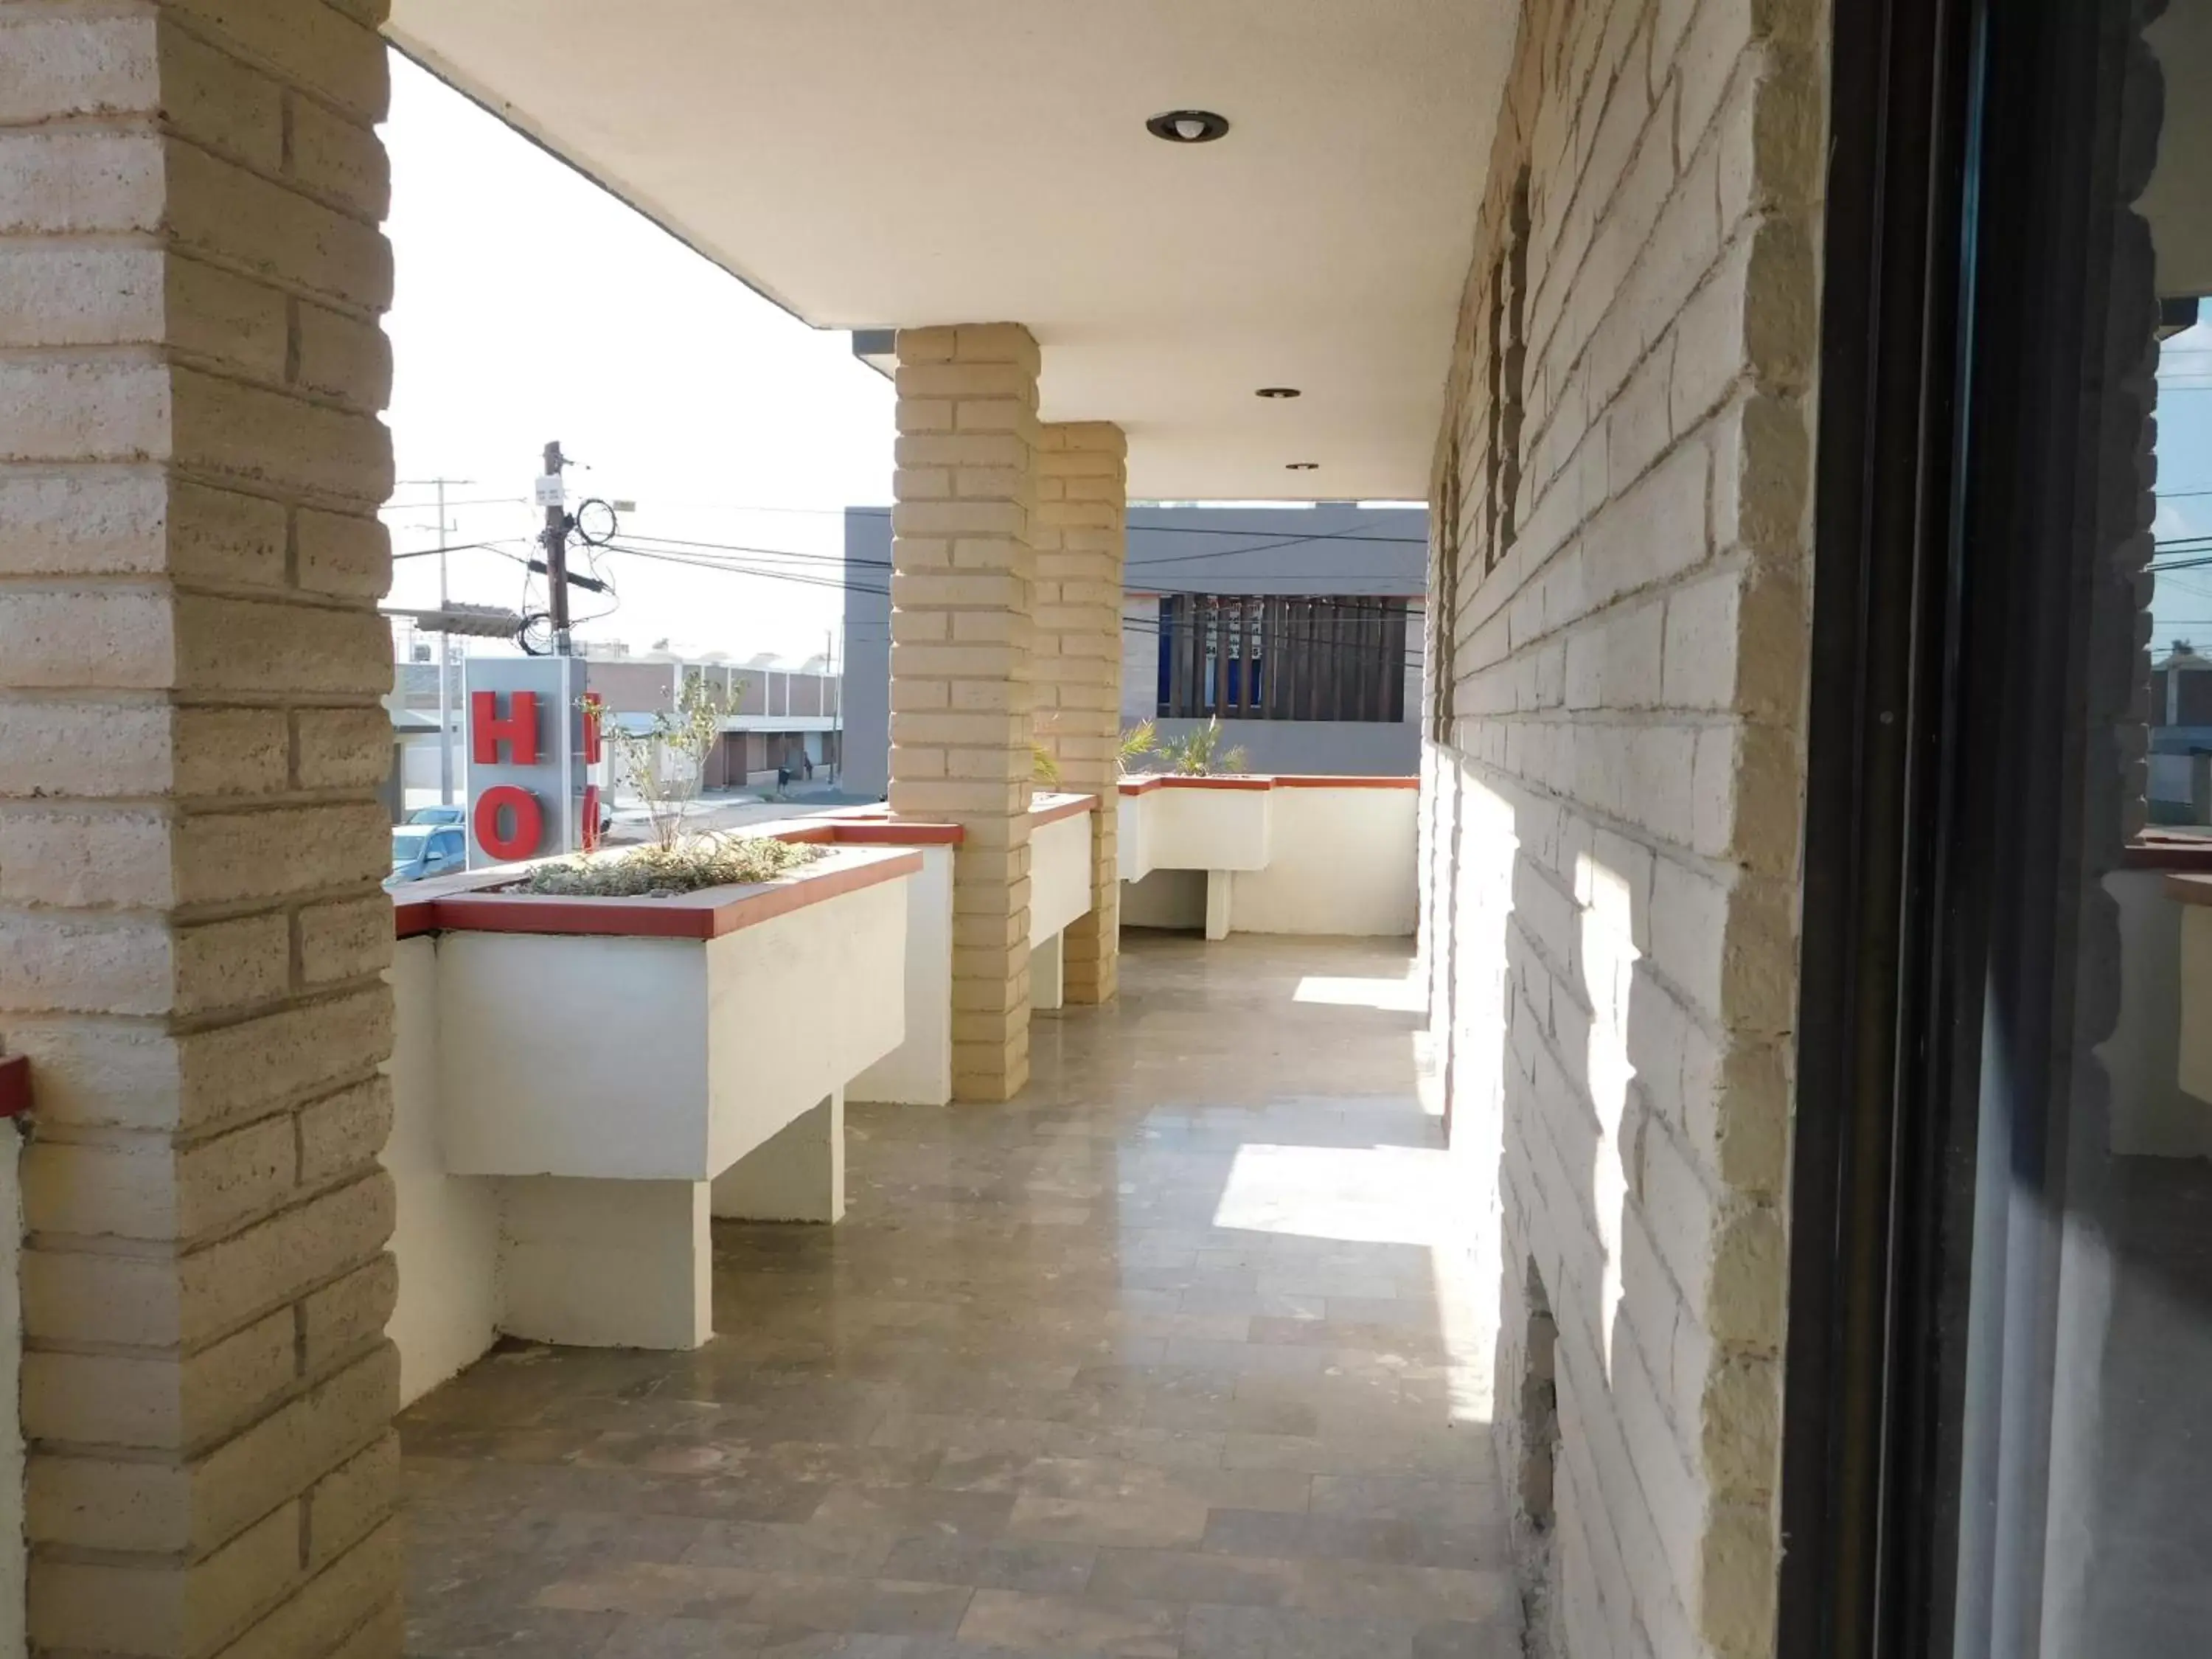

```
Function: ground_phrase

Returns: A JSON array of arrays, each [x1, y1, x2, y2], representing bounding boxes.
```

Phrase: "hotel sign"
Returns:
[[462, 658, 604, 869]]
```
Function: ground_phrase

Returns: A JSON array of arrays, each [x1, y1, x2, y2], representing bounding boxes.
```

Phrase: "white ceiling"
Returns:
[[384, 1, 1513, 501]]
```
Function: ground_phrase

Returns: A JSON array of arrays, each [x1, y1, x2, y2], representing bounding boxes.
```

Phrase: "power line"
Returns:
[[381, 494, 533, 512], [611, 498, 1426, 544], [393, 538, 532, 561], [611, 535, 1421, 608], [603, 542, 1428, 670]]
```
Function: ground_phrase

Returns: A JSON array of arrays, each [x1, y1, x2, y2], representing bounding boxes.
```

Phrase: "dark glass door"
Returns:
[[1787, 1, 2212, 1655]]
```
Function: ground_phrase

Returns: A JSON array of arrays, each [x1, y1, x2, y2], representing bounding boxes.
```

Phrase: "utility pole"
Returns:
[[396, 475, 478, 804], [540, 439, 571, 656], [826, 627, 841, 785]]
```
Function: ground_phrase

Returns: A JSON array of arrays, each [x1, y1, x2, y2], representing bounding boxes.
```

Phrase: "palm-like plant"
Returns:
[[1161, 718, 1249, 777], [1118, 720, 1158, 776]]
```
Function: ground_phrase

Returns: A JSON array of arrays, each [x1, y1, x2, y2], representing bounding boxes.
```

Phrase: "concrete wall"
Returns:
[[1120, 869, 1209, 931], [384, 938, 498, 1405], [1422, 1, 1826, 1655], [2104, 870, 2212, 1158], [1233, 788, 1419, 936], [0, 1131, 19, 1659], [1149, 717, 1418, 777], [1118, 783, 1419, 939], [849, 844, 957, 1105]]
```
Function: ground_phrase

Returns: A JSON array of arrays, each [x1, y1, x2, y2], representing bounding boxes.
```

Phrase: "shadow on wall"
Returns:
[[1426, 738, 1785, 1659]]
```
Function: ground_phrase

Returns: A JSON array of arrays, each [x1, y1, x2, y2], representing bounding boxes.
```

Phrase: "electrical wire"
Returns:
[[606, 526, 1423, 602], [602, 540, 1429, 670], [604, 498, 1425, 546], [392, 538, 534, 561], [380, 494, 534, 513]]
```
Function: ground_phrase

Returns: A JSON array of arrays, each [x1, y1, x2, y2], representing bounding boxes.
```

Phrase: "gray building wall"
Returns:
[[843, 504, 1427, 797]]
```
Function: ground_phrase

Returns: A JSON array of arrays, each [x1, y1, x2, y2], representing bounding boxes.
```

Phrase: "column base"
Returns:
[[498, 1177, 712, 1349], [1032, 932, 1065, 1012], [712, 1093, 846, 1222], [1206, 869, 1234, 941]]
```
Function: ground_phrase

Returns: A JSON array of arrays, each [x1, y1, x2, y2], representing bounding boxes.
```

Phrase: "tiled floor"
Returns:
[[401, 933, 1517, 1658]]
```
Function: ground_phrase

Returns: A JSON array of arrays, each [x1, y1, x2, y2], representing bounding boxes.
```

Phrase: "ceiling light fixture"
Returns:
[[1256, 386, 1301, 399], [1147, 109, 1231, 145], [1285, 462, 1321, 471]]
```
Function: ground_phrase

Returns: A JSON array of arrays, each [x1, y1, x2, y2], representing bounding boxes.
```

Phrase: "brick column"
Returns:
[[1034, 423, 1127, 1005], [888, 324, 1040, 1102], [1, 5, 403, 1655]]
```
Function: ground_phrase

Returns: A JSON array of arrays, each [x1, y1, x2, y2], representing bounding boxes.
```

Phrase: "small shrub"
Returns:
[[588, 678, 744, 852], [1118, 720, 1158, 776], [1162, 717, 1250, 776], [514, 834, 821, 898]]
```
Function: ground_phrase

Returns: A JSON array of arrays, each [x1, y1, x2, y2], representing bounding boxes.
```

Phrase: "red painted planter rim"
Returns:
[[394, 845, 921, 942], [1029, 792, 1099, 827], [776, 818, 963, 846], [2126, 834, 2212, 873], [0, 1054, 28, 1120], [1118, 773, 1417, 796], [2165, 871, 2212, 905]]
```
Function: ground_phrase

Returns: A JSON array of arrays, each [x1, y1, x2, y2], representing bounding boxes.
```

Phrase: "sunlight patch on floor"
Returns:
[[1211, 1141, 1447, 1248], [1292, 972, 1426, 1013]]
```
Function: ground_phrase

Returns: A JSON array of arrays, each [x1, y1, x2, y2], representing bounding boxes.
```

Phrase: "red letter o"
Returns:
[[473, 785, 543, 862]]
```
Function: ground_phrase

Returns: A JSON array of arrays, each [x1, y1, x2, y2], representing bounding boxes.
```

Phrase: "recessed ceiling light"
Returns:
[[1147, 109, 1231, 145], [1285, 462, 1320, 471], [1256, 386, 1301, 399]]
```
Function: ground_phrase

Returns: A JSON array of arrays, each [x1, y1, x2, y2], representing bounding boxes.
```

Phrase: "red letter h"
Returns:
[[471, 691, 540, 765]]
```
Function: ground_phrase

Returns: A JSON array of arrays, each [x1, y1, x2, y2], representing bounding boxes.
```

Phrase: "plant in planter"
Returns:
[[602, 676, 740, 850], [1161, 717, 1249, 776], [515, 832, 815, 897], [1118, 720, 1158, 776], [509, 678, 821, 897]]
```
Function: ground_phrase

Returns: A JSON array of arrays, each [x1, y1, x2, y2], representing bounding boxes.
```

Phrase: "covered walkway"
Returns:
[[399, 935, 1514, 1658]]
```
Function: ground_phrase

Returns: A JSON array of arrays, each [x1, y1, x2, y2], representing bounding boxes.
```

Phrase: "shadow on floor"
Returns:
[[400, 933, 1519, 1658]]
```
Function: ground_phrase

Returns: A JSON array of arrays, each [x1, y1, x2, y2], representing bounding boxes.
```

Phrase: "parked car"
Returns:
[[406, 804, 467, 827], [387, 824, 466, 888]]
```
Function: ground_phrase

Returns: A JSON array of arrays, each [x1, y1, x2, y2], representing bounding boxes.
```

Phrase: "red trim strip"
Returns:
[[389, 821, 960, 940], [0, 1054, 28, 1120], [2124, 836, 2212, 872], [2165, 872, 2212, 906], [801, 820, 963, 846], [1116, 773, 1415, 795], [425, 846, 922, 940], [1028, 792, 1099, 827]]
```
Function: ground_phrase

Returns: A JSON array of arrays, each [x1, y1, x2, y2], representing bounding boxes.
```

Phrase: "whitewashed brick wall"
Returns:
[[1423, 1, 1826, 1655]]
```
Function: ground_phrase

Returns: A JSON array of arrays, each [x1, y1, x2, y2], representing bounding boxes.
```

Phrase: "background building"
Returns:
[[391, 650, 841, 801], [841, 503, 1425, 796]]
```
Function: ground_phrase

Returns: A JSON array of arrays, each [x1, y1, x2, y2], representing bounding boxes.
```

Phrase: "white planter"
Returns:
[[435, 857, 908, 1180], [1117, 776, 1418, 939], [383, 844, 917, 1365]]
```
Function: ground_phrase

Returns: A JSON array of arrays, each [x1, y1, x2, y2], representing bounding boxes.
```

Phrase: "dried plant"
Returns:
[[515, 832, 818, 898], [591, 678, 741, 851]]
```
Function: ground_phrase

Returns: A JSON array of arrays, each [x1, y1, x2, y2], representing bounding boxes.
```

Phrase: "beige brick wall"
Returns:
[[0, 2, 403, 1654], [1423, 0, 1824, 1655], [1034, 422, 1127, 1005], [888, 324, 1042, 1102]]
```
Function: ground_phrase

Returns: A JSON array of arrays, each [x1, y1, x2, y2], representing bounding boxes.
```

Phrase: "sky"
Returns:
[[2154, 319, 2212, 650], [376, 50, 895, 667]]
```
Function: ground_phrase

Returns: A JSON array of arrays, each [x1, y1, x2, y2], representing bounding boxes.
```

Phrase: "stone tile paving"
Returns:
[[403, 934, 1517, 1658]]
